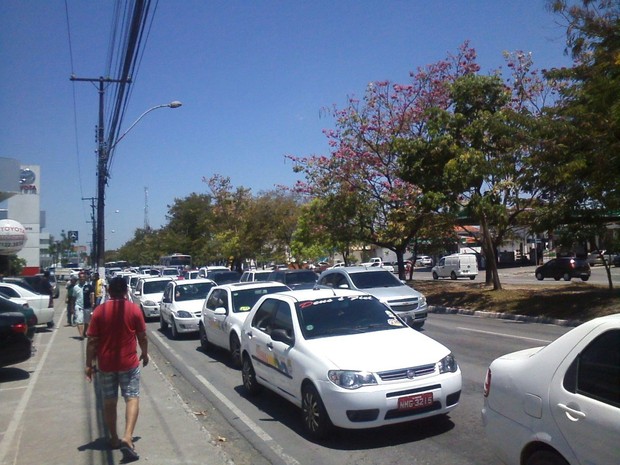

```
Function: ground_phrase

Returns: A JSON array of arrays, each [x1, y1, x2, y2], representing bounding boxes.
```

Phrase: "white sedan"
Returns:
[[199, 281, 290, 367], [159, 278, 217, 338], [0, 282, 54, 327], [240, 288, 462, 439], [482, 313, 620, 465]]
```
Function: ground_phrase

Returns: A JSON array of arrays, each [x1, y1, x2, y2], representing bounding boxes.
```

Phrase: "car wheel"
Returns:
[[450, 271, 457, 280], [432, 271, 438, 280], [581, 275, 590, 281], [159, 313, 168, 330], [47, 321, 55, 329], [525, 450, 569, 465], [553, 276, 561, 281], [535, 272, 544, 281], [229, 333, 241, 368], [469, 275, 475, 280], [563, 273, 571, 281], [199, 323, 211, 352], [170, 317, 179, 339], [301, 383, 332, 439], [242, 356, 261, 396]]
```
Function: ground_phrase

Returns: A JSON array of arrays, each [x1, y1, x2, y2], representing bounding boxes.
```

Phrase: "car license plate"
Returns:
[[397, 392, 434, 411]]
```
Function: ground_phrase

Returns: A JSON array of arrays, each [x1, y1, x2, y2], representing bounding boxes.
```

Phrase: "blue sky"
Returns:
[[0, 1, 573, 251]]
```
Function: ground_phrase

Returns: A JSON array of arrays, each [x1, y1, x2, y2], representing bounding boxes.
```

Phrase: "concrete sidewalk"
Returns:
[[0, 295, 233, 465]]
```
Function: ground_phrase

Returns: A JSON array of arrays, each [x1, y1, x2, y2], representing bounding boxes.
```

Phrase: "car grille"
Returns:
[[378, 363, 436, 381], [386, 297, 419, 312]]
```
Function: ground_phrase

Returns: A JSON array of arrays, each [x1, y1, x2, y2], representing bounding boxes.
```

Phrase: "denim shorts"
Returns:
[[99, 366, 141, 399]]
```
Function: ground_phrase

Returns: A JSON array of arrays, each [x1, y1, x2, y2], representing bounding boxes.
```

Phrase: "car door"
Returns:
[[160, 283, 173, 323], [263, 300, 297, 400], [549, 327, 620, 465], [245, 297, 281, 389], [203, 288, 230, 349]]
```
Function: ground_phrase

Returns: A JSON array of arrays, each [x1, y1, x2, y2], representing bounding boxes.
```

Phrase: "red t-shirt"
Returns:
[[86, 298, 146, 372]]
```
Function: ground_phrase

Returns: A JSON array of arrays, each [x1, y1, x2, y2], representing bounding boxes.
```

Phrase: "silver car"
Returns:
[[317, 267, 427, 328]]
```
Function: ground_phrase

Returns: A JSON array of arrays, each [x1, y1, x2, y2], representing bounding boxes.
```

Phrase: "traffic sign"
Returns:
[[68, 230, 79, 242]]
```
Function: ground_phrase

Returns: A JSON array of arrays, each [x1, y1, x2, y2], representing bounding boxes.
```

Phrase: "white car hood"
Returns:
[[307, 328, 450, 371], [142, 292, 164, 302], [173, 299, 204, 312], [362, 286, 422, 301]]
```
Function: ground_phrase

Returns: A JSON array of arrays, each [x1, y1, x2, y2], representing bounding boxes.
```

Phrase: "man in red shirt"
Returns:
[[85, 276, 148, 462]]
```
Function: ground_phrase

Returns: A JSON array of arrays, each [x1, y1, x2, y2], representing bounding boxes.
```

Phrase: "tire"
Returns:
[[563, 273, 571, 281], [170, 317, 179, 339], [242, 356, 261, 396], [229, 333, 242, 368], [469, 275, 475, 280], [581, 276, 590, 281], [432, 271, 439, 280], [450, 271, 457, 280], [199, 323, 211, 351], [46, 321, 55, 329], [159, 313, 168, 330], [301, 383, 332, 439], [535, 272, 544, 281], [525, 450, 569, 465], [553, 276, 560, 281]]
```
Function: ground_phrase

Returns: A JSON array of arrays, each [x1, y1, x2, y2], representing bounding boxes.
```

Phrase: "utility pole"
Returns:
[[82, 196, 97, 266], [144, 186, 150, 230], [70, 75, 130, 271]]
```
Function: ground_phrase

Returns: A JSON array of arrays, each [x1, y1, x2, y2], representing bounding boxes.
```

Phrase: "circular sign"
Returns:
[[0, 219, 27, 255], [20, 168, 36, 185]]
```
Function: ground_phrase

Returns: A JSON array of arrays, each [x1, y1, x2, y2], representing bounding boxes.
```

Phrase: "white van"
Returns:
[[432, 254, 478, 280]]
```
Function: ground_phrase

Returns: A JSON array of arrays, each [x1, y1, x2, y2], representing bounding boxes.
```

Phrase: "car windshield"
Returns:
[[349, 270, 402, 289], [175, 282, 215, 301], [296, 295, 404, 339], [284, 271, 317, 285], [143, 280, 169, 294], [231, 286, 289, 313], [254, 272, 271, 282], [209, 271, 241, 284]]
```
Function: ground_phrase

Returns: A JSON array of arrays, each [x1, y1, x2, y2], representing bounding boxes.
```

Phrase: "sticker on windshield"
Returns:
[[387, 318, 404, 327], [239, 306, 251, 312]]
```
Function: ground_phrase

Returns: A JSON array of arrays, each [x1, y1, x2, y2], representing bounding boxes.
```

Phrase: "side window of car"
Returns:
[[0, 286, 17, 298], [271, 302, 294, 341], [333, 273, 348, 288], [205, 289, 220, 311], [252, 298, 279, 333], [564, 329, 620, 408]]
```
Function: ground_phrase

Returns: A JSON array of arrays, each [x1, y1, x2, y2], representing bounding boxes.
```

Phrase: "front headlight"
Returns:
[[176, 310, 193, 318], [328, 370, 377, 389], [438, 353, 458, 373], [418, 295, 427, 307]]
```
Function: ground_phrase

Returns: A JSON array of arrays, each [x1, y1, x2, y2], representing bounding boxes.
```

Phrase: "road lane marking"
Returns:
[[457, 327, 552, 344], [151, 332, 301, 465]]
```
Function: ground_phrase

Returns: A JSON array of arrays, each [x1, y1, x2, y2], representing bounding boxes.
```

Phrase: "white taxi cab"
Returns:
[[240, 288, 461, 439]]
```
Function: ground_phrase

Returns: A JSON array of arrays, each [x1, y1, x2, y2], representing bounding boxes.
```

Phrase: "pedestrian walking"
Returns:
[[85, 276, 148, 462], [72, 272, 92, 339], [93, 272, 106, 306], [65, 275, 77, 326]]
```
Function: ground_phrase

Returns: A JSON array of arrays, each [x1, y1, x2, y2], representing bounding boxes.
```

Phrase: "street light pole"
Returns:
[[95, 100, 182, 271]]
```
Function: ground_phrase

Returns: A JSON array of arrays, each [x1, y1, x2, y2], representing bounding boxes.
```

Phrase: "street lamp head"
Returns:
[[168, 101, 182, 108]]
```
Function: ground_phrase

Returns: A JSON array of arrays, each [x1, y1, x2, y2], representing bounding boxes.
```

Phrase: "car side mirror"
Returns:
[[214, 307, 227, 316], [134, 291, 141, 296], [337, 283, 349, 289], [271, 328, 294, 346]]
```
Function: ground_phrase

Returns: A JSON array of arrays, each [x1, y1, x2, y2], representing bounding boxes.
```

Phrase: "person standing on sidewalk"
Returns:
[[65, 275, 77, 326], [85, 276, 148, 462], [93, 272, 105, 306], [72, 272, 92, 339]]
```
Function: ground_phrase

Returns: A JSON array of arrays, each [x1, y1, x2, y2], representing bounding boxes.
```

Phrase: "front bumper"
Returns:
[[317, 369, 461, 429]]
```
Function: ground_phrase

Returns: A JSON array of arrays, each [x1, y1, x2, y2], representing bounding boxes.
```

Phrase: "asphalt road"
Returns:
[[147, 311, 574, 465], [411, 263, 620, 287]]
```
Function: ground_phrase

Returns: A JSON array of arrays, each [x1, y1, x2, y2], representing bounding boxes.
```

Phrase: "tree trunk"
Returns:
[[480, 213, 502, 290]]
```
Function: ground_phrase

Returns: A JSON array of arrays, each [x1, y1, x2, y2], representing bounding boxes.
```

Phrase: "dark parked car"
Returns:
[[206, 270, 242, 285], [535, 257, 591, 281], [0, 312, 33, 368], [0, 293, 38, 339], [614, 255, 620, 268], [267, 269, 318, 290]]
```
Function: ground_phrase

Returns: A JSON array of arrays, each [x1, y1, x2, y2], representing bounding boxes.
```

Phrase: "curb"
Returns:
[[428, 305, 583, 327]]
